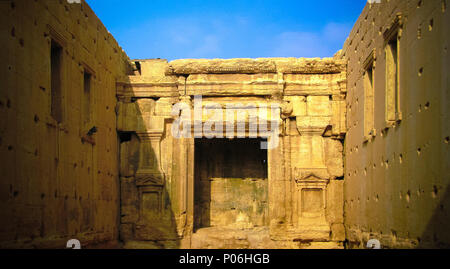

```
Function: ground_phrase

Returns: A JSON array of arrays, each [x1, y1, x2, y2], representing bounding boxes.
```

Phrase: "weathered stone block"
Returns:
[[139, 59, 169, 77], [326, 180, 344, 224], [116, 102, 139, 131], [296, 116, 331, 134], [325, 138, 344, 178], [120, 177, 139, 225], [119, 224, 134, 241], [331, 223, 346, 241], [119, 136, 139, 177], [284, 96, 306, 117], [307, 96, 331, 116]]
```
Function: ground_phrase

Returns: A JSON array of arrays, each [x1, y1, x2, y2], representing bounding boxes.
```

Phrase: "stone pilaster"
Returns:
[[135, 131, 165, 186]]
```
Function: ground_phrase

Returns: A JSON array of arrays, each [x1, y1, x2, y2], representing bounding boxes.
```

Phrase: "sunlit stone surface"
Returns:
[[0, 0, 448, 249]]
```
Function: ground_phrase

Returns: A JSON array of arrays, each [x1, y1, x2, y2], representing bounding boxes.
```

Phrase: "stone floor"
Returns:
[[191, 227, 343, 249]]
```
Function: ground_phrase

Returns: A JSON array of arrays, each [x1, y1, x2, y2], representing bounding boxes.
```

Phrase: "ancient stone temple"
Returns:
[[116, 58, 347, 248], [0, 0, 449, 249]]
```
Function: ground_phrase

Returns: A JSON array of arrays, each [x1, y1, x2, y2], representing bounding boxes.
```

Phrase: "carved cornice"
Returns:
[[276, 58, 346, 74], [166, 58, 346, 75], [168, 58, 277, 74], [296, 116, 332, 135], [117, 58, 347, 98], [135, 172, 165, 187], [47, 24, 68, 48], [384, 13, 404, 42], [293, 168, 330, 183], [362, 49, 376, 74]]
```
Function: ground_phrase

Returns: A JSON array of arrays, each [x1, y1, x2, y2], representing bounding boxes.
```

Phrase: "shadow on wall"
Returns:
[[117, 75, 180, 249], [419, 185, 450, 248]]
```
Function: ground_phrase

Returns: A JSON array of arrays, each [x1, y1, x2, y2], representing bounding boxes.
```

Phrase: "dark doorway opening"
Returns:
[[194, 138, 269, 232]]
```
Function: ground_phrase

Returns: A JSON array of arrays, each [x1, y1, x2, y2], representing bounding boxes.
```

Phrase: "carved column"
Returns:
[[290, 113, 331, 240], [171, 95, 195, 244], [134, 130, 169, 240], [267, 93, 287, 233]]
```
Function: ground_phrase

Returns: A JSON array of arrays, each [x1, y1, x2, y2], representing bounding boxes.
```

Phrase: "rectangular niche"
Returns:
[[140, 186, 163, 223], [194, 138, 268, 231], [301, 188, 324, 218], [294, 173, 329, 225]]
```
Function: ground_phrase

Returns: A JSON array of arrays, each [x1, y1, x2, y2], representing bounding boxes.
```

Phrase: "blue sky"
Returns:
[[86, 0, 367, 60]]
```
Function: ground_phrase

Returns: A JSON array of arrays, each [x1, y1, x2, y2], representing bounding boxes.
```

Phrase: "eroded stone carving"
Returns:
[[117, 57, 346, 249]]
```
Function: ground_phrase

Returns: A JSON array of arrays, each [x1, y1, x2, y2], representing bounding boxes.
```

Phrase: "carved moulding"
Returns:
[[294, 169, 330, 239], [296, 116, 332, 136], [294, 169, 330, 220], [270, 169, 331, 242], [133, 130, 176, 241], [166, 58, 346, 75], [135, 131, 165, 184], [293, 168, 330, 185]]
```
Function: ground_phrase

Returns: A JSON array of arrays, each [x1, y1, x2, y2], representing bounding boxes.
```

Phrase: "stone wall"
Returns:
[[0, 0, 132, 248], [4, 0, 448, 250], [342, 0, 450, 248]]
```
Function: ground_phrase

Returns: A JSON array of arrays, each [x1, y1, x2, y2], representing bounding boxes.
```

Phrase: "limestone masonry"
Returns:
[[0, 0, 449, 249]]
